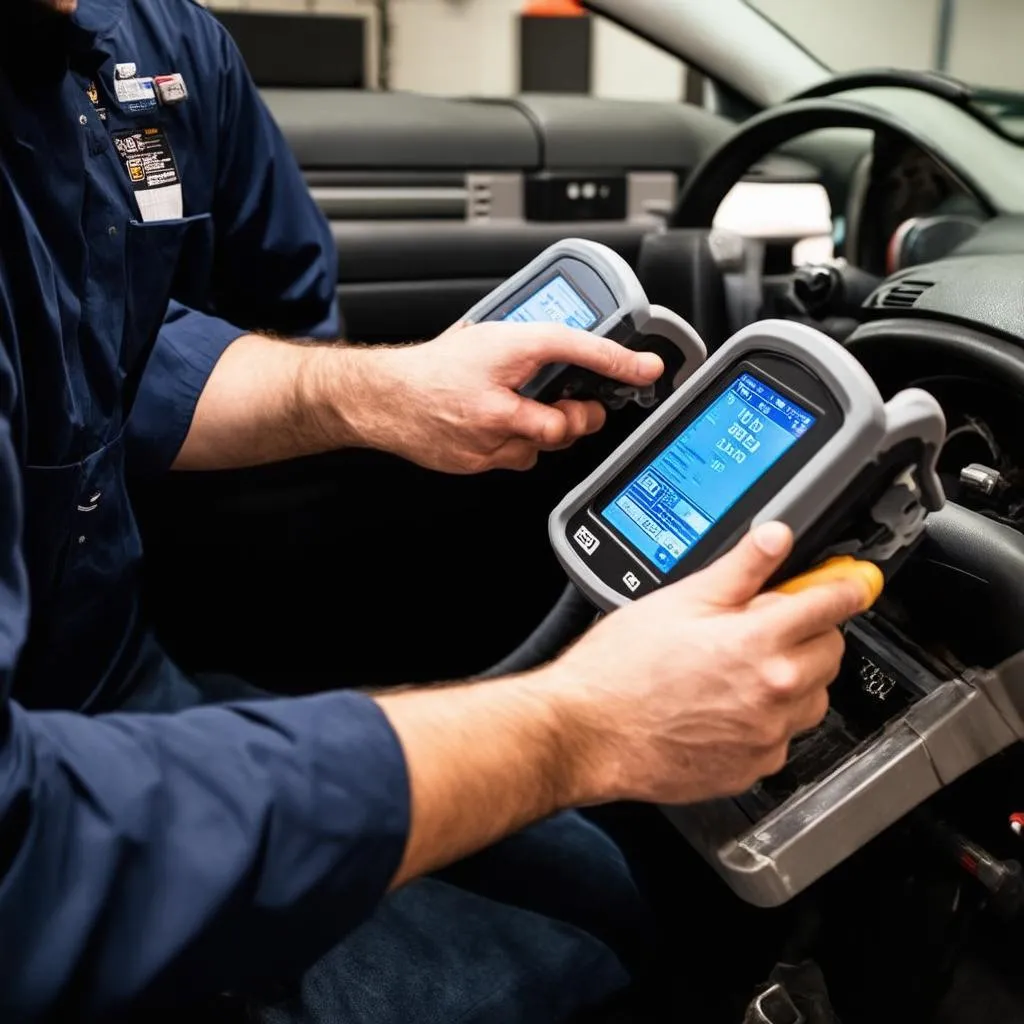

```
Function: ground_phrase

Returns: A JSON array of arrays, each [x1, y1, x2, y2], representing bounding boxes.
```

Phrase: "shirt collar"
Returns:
[[0, 1, 125, 70], [71, 0, 127, 38]]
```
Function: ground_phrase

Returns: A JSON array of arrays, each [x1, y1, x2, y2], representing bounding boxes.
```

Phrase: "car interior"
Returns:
[[130, 1, 1024, 1020]]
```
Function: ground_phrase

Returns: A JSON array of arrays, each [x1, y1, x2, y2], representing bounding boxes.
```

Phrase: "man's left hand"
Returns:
[[349, 321, 664, 474]]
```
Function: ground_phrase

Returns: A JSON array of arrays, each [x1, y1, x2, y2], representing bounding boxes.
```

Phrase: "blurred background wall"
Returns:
[[203, 0, 1024, 98]]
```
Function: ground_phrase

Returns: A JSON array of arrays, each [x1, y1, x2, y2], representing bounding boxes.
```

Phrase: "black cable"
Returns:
[[475, 583, 597, 680]]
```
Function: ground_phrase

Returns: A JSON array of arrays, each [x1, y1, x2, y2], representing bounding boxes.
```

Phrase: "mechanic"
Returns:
[[0, 1, 869, 1021]]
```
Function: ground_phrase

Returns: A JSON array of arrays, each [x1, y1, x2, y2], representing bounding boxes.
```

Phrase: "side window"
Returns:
[[747, 0, 1024, 92]]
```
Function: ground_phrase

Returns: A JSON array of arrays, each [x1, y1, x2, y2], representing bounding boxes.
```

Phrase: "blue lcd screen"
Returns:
[[502, 274, 599, 330], [599, 372, 816, 573]]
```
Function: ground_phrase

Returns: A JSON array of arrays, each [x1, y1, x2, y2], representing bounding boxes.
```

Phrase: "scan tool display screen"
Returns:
[[599, 372, 817, 573], [502, 274, 599, 330]]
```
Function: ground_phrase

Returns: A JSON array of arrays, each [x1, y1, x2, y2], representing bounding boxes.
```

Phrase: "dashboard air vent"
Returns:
[[465, 173, 524, 223], [468, 177, 494, 220], [876, 280, 935, 309]]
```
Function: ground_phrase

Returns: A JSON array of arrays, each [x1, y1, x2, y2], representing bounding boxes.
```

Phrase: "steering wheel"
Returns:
[[670, 97, 995, 230], [659, 92, 1024, 662], [667, 94, 1006, 329]]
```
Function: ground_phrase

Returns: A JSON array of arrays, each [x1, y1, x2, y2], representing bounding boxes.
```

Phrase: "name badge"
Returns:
[[114, 75, 158, 114], [112, 126, 184, 223], [154, 73, 188, 106]]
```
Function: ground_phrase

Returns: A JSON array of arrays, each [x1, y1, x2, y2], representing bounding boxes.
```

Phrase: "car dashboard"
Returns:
[[845, 135, 989, 276], [854, 228, 1024, 531]]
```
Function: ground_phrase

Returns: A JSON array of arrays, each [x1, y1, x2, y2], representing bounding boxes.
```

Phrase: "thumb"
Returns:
[[689, 521, 793, 608], [437, 319, 471, 339], [502, 324, 664, 387]]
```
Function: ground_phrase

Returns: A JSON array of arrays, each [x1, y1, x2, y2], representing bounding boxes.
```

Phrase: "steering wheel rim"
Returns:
[[846, 318, 1024, 398], [667, 100, 1024, 661], [671, 97, 997, 229]]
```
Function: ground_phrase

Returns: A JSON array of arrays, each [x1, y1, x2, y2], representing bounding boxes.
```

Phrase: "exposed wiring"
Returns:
[[939, 413, 1024, 526], [942, 415, 1002, 467]]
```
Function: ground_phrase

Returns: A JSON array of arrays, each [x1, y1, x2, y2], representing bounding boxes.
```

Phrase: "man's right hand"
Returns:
[[543, 521, 872, 807], [328, 321, 663, 475], [379, 521, 871, 888]]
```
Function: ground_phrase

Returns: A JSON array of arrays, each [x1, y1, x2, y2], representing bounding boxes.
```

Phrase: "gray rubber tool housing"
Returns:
[[463, 238, 708, 398], [549, 319, 946, 613]]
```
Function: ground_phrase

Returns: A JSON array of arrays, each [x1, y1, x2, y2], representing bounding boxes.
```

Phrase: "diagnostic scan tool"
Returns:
[[551, 319, 946, 607], [463, 239, 707, 409], [546, 320, 1024, 908]]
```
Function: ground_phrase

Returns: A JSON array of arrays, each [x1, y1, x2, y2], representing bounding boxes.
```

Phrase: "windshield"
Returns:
[[746, 0, 1024, 140]]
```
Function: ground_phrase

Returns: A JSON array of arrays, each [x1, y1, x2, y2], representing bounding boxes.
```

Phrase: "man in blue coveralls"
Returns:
[[0, 0, 869, 1021]]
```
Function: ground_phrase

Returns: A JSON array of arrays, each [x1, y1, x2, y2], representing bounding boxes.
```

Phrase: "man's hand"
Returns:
[[175, 322, 660, 472], [546, 522, 869, 807], [347, 321, 664, 474], [378, 522, 870, 887]]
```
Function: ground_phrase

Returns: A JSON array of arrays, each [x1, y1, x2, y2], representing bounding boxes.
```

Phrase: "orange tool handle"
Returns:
[[773, 555, 884, 610]]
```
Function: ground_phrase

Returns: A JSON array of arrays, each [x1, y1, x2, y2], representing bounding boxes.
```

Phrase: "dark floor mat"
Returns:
[[935, 954, 1024, 1024]]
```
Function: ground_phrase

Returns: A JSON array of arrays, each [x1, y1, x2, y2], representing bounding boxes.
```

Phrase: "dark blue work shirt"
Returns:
[[4, 0, 343, 713], [0, 1, 408, 1018]]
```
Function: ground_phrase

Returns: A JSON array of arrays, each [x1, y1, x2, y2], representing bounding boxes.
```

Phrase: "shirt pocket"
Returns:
[[122, 212, 213, 378], [19, 431, 144, 710]]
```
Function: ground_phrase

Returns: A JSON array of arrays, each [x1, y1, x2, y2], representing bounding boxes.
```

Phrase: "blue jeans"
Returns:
[[125, 662, 648, 1023], [256, 812, 641, 1024]]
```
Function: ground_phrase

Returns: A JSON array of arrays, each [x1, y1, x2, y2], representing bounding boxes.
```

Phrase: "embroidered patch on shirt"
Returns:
[[85, 80, 108, 122]]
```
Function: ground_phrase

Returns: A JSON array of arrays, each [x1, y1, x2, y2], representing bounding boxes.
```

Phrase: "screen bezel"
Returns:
[[590, 357, 841, 584], [481, 256, 619, 326]]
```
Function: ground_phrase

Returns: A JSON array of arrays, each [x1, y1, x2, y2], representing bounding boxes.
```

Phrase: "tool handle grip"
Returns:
[[773, 555, 884, 609]]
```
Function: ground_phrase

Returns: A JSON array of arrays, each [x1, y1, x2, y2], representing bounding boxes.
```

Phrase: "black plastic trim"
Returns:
[[303, 171, 468, 188], [339, 279, 504, 345], [331, 220, 647, 283]]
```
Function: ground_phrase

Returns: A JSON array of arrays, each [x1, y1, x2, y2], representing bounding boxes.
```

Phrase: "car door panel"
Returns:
[[331, 219, 651, 283], [332, 218, 651, 343], [341, 279, 505, 345]]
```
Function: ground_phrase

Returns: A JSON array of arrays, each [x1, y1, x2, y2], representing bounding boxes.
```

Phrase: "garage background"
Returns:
[[202, 0, 1024, 97]]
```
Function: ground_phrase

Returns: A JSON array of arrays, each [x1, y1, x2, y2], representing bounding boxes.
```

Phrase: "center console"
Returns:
[[664, 613, 1024, 906]]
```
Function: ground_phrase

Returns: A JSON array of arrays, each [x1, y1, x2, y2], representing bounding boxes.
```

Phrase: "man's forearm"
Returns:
[[172, 320, 660, 475], [173, 334, 385, 471], [376, 667, 599, 890]]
